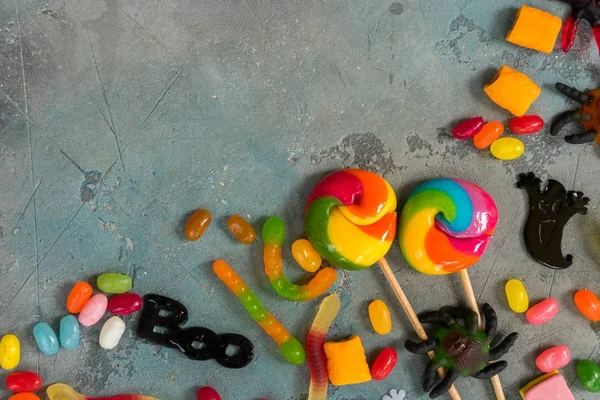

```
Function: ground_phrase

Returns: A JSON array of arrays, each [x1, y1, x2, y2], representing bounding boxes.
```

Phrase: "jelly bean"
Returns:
[[490, 138, 525, 160], [577, 359, 600, 392], [108, 292, 143, 315], [226, 215, 256, 244], [66, 282, 93, 313], [368, 299, 392, 335], [78, 294, 108, 326], [526, 298, 559, 325], [9, 392, 37, 400], [6, 371, 43, 392], [47, 383, 159, 399], [33, 322, 59, 355], [97, 273, 132, 294], [452, 116, 484, 139], [99, 316, 126, 349], [291, 239, 322, 272], [473, 121, 504, 149], [509, 115, 544, 134], [505, 279, 529, 313], [371, 347, 398, 380], [0, 334, 20, 369], [185, 209, 212, 241], [197, 387, 221, 400], [59, 315, 80, 350], [536, 345, 571, 372], [574, 289, 600, 321]]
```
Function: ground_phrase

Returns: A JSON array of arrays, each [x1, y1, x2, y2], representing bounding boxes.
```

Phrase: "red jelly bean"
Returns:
[[370, 347, 397, 380], [452, 117, 484, 139], [536, 345, 571, 373], [197, 386, 221, 400], [6, 371, 42, 392], [107, 293, 143, 316], [509, 115, 544, 134], [526, 298, 559, 325]]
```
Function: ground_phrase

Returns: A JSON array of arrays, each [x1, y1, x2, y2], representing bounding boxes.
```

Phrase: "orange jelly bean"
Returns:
[[574, 290, 600, 321], [474, 121, 505, 149], [66, 282, 93, 314], [9, 394, 40, 400], [291, 239, 322, 272], [227, 215, 256, 244], [184, 209, 212, 241]]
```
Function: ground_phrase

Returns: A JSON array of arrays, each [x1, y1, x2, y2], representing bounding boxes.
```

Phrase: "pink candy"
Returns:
[[78, 294, 108, 327], [536, 345, 571, 372], [452, 117, 484, 139], [526, 298, 559, 325]]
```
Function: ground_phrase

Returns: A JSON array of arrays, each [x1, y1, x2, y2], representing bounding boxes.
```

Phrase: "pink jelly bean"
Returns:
[[536, 345, 571, 372], [452, 117, 484, 139], [108, 293, 143, 315], [526, 298, 559, 325], [78, 294, 108, 327]]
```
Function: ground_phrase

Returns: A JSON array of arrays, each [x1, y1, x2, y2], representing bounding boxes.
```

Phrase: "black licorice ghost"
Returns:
[[517, 172, 590, 269]]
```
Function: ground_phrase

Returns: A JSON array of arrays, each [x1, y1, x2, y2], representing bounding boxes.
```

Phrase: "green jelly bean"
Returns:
[[578, 359, 600, 392], [97, 273, 132, 294]]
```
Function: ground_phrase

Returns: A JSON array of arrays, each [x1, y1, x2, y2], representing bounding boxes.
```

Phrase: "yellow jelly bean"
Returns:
[[291, 239, 322, 272], [0, 334, 20, 370], [490, 138, 524, 160], [505, 279, 529, 313], [368, 300, 392, 335]]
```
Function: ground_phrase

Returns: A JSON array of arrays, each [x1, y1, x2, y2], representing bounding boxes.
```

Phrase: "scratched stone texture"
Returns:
[[0, 0, 599, 399]]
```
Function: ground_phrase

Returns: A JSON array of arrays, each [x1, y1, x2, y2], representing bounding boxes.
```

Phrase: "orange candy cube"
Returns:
[[323, 335, 371, 386], [484, 66, 541, 117], [506, 6, 562, 54]]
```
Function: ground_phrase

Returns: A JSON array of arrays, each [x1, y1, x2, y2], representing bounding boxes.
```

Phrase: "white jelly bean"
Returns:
[[99, 316, 126, 350]]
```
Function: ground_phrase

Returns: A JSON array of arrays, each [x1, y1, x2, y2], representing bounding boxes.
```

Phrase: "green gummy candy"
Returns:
[[97, 273, 132, 294], [262, 216, 285, 245], [577, 359, 600, 392], [278, 337, 306, 365]]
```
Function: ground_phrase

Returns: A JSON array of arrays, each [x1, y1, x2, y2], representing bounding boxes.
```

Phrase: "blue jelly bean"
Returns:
[[59, 315, 80, 350], [33, 322, 59, 355]]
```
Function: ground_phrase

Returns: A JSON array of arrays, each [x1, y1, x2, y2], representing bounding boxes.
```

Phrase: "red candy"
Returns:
[[526, 298, 559, 325], [509, 115, 544, 134], [370, 347, 397, 380], [6, 371, 42, 392], [536, 345, 571, 373], [452, 117, 484, 139], [108, 293, 143, 315], [197, 386, 221, 400]]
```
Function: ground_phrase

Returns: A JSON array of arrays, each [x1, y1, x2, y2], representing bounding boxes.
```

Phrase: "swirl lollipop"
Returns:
[[399, 178, 506, 400], [305, 169, 462, 400]]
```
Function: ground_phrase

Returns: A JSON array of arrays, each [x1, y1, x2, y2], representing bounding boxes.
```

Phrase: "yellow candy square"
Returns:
[[506, 5, 562, 54], [323, 335, 371, 386], [484, 66, 541, 117]]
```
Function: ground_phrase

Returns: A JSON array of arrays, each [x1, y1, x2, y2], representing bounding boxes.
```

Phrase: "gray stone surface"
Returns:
[[0, 0, 599, 399]]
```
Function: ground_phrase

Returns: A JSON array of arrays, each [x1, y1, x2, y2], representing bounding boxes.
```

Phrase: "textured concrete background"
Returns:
[[0, 0, 599, 399]]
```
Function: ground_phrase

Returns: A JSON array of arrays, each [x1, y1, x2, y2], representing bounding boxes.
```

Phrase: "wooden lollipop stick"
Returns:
[[458, 269, 505, 400], [379, 258, 462, 400]]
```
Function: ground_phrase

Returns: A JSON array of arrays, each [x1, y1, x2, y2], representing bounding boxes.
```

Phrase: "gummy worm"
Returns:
[[47, 383, 157, 400], [398, 178, 498, 275], [263, 216, 337, 301], [306, 293, 341, 400], [212, 259, 306, 365], [304, 169, 397, 270]]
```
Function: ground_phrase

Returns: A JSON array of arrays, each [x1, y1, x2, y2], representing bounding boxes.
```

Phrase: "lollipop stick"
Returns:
[[378, 258, 462, 400], [458, 269, 505, 400]]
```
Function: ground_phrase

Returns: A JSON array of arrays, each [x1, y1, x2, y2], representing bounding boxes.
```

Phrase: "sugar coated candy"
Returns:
[[574, 290, 600, 321], [66, 282, 93, 313], [97, 273, 132, 294], [108, 293, 143, 315], [490, 138, 524, 160], [33, 323, 59, 356], [368, 299, 392, 335], [526, 298, 559, 325], [0, 334, 20, 370], [78, 294, 108, 327], [505, 279, 529, 313], [452, 117, 484, 139], [99, 316, 126, 350], [6, 371, 43, 392], [59, 315, 80, 350], [536, 345, 571, 372], [291, 239, 322, 272], [227, 215, 256, 244], [185, 209, 212, 241]]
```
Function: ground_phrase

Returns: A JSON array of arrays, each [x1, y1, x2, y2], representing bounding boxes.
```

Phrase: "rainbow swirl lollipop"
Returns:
[[305, 169, 397, 270], [399, 178, 498, 275]]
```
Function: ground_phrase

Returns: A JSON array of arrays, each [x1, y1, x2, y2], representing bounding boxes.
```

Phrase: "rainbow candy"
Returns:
[[212, 259, 306, 365], [305, 169, 397, 270], [263, 216, 337, 301], [47, 384, 157, 400], [399, 178, 498, 275], [306, 294, 341, 400]]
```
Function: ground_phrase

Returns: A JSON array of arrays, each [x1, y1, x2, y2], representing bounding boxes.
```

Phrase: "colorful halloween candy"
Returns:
[[0, 334, 20, 370], [185, 209, 212, 241], [398, 178, 498, 275], [226, 215, 256, 244], [323, 335, 371, 386], [47, 383, 158, 400], [33, 323, 59, 356], [59, 315, 80, 350], [97, 273, 132, 294], [292, 239, 322, 272], [262, 216, 337, 301], [505, 279, 529, 313], [368, 300, 392, 335], [6, 371, 42, 392], [78, 294, 108, 327], [66, 282, 93, 313], [305, 169, 397, 270], [574, 289, 600, 321]]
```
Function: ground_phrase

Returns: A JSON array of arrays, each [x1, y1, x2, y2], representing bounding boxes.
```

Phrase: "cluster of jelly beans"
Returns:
[[185, 209, 256, 244], [452, 115, 544, 160], [505, 279, 600, 392]]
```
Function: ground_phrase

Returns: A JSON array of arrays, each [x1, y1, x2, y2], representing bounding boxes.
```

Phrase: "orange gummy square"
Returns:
[[323, 335, 371, 386], [484, 66, 541, 117], [506, 5, 562, 54]]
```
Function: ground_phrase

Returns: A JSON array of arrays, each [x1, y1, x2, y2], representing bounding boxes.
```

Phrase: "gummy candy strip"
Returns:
[[304, 169, 397, 270], [262, 216, 337, 301], [47, 383, 157, 400], [306, 294, 340, 400], [399, 178, 498, 275], [212, 260, 306, 365]]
